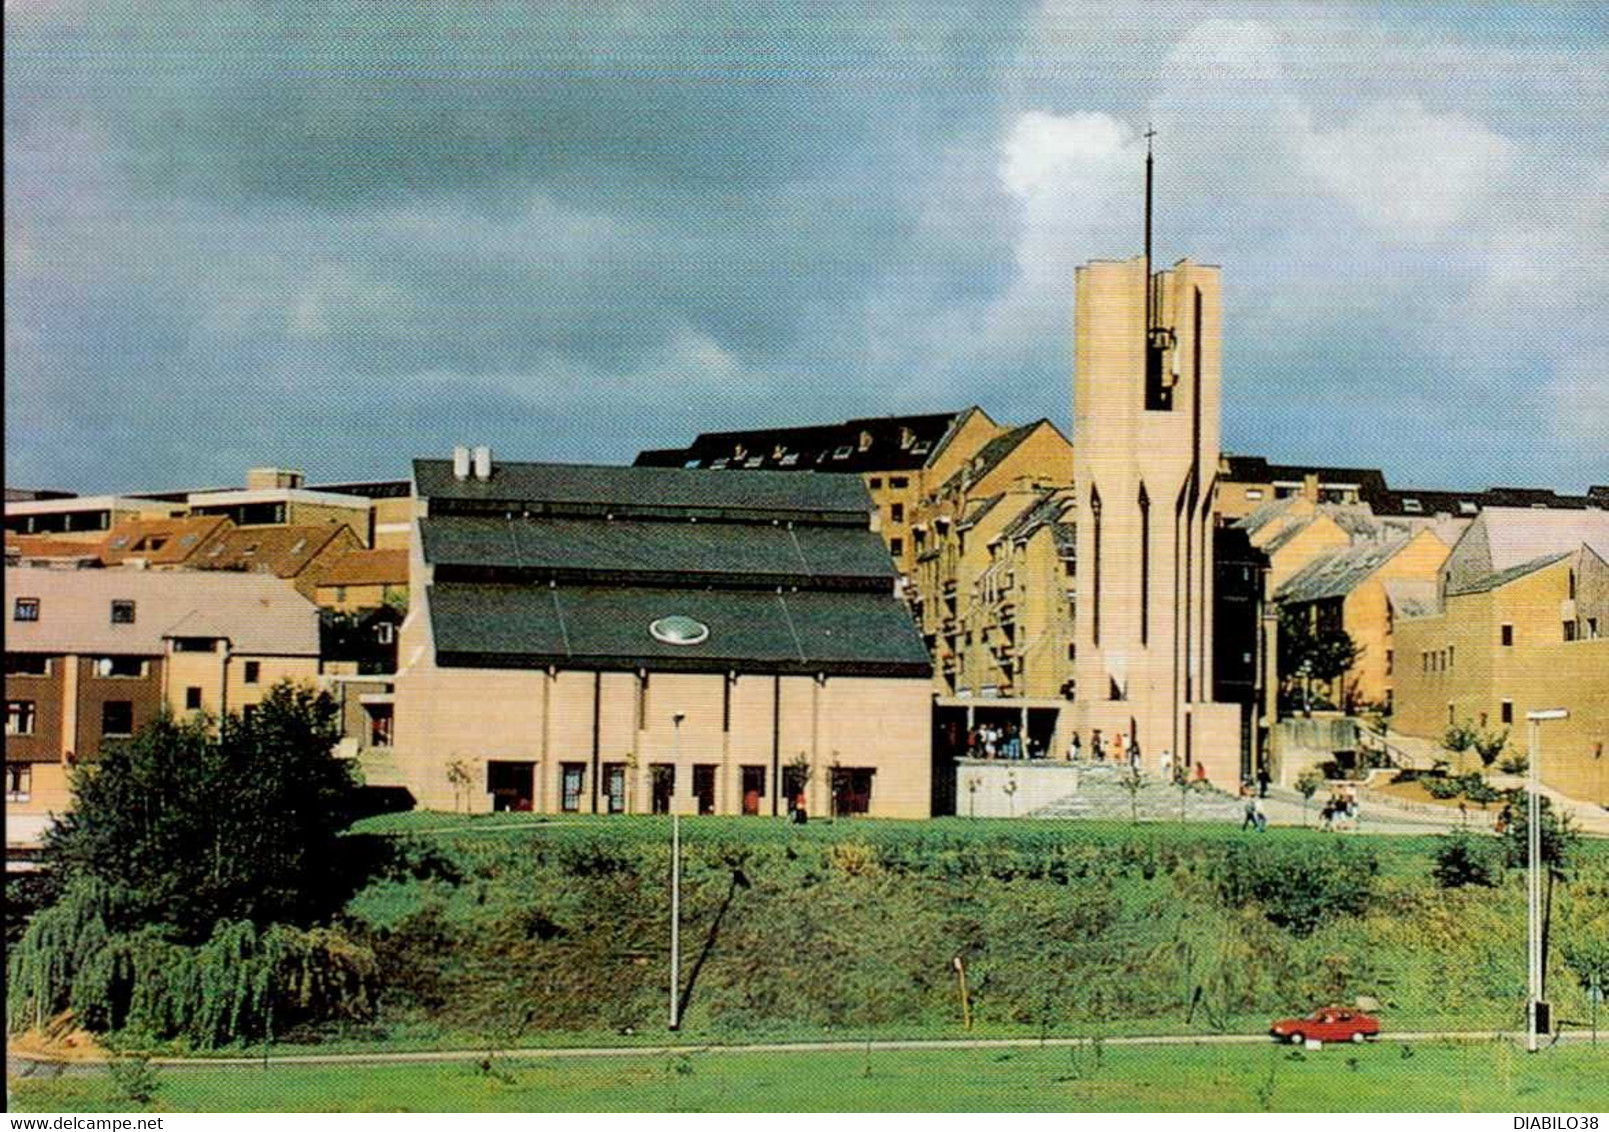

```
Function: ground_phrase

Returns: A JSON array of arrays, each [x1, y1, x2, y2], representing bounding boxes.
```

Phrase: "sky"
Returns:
[[6, 1, 1606, 495]]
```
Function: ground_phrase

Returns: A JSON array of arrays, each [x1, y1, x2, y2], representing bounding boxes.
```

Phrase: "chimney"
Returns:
[[452, 446, 471, 480], [472, 445, 493, 482]]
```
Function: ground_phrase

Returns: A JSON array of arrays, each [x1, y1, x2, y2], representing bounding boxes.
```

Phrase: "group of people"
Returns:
[[965, 722, 1044, 760], [1320, 785, 1361, 831], [1239, 781, 1269, 832]]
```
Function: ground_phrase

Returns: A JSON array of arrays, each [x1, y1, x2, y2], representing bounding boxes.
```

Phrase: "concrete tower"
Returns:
[[1069, 141, 1241, 784]]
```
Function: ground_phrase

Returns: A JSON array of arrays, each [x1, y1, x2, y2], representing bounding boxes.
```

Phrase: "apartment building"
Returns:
[[393, 449, 934, 818], [188, 523, 363, 600], [1393, 508, 1609, 805], [311, 548, 409, 612], [1274, 528, 1453, 712], [3, 495, 179, 540], [635, 408, 1006, 578], [5, 567, 322, 849]]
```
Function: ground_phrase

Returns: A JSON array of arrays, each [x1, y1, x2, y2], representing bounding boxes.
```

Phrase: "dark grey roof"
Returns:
[[999, 490, 1073, 544], [428, 583, 932, 676], [416, 459, 871, 523], [632, 411, 967, 474], [957, 493, 1005, 531], [1458, 551, 1572, 595], [1050, 522, 1076, 557], [1275, 535, 1411, 604], [939, 420, 1058, 496], [421, 515, 894, 590]]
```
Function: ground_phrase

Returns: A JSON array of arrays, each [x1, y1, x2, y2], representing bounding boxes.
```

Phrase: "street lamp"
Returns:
[[669, 712, 686, 1031], [1525, 708, 1567, 1053]]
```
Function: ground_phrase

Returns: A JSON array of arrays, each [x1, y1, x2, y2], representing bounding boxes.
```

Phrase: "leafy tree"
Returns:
[[1277, 607, 1359, 715], [1117, 764, 1145, 824], [1210, 843, 1378, 938], [1473, 728, 1509, 770], [44, 682, 357, 942], [1293, 768, 1324, 826], [1443, 719, 1479, 772], [1500, 794, 1578, 876]]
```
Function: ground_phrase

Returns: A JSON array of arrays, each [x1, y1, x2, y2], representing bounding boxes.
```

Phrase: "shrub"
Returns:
[[1210, 843, 1378, 938], [1423, 777, 1463, 800], [1431, 830, 1504, 889], [107, 1055, 161, 1107], [1498, 752, 1529, 775]]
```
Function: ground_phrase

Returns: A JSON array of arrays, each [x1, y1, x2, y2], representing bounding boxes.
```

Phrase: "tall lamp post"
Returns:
[[669, 712, 685, 1031], [1525, 708, 1568, 1053]]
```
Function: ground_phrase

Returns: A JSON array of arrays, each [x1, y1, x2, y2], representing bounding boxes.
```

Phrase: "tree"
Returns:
[[1117, 764, 1145, 825], [446, 759, 474, 813], [44, 682, 357, 942], [1293, 768, 1324, 827], [1277, 607, 1358, 715], [1442, 719, 1479, 773], [1473, 728, 1509, 770]]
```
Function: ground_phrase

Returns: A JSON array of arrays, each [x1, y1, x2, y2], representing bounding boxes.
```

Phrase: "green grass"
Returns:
[[12, 1042, 1609, 1112]]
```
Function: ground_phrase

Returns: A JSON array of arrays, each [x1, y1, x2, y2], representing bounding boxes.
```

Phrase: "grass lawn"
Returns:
[[12, 1041, 1609, 1112]]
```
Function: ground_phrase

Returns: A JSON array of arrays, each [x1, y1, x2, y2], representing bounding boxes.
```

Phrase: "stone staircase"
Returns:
[[1027, 763, 1248, 822]]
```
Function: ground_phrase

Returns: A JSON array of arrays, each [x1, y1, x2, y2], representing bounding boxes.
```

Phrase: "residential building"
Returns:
[[1069, 254, 1241, 785], [393, 449, 934, 817], [97, 515, 233, 568], [3, 495, 179, 540], [311, 547, 409, 612], [635, 408, 1007, 578], [5, 567, 322, 850], [185, 467, 373, 546], [189, 523, 363, 600], [1393, 508, 1609, 804], [1273, 528, 1453, 712]]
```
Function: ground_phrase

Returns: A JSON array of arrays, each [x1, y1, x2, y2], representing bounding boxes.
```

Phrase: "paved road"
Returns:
[[10, 1029, 1602, 1077]]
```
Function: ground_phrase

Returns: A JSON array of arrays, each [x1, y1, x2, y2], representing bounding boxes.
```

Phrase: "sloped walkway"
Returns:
[[1028, 764, 1246, 822]]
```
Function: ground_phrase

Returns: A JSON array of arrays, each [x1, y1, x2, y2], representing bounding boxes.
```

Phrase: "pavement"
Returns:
[[9, 1029, 1602, 1078]]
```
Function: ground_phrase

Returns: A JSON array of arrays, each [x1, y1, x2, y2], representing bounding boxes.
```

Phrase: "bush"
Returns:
[[1498, 752, 1529, 775], [1431, 831, 1504, 889], [107, 1055, 161, 1107], [1210, 843, 1379, 938], [1423, 777, 1463, 800]]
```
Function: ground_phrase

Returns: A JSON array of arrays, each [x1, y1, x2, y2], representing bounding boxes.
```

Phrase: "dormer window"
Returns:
[[1402, 499, 1422, 514], [858, 430, 873, 452], [833, 446, 853, 460], [709, 458, 729, 470], [1459, 501, 1477, 514], [779, 452, 800, 467]]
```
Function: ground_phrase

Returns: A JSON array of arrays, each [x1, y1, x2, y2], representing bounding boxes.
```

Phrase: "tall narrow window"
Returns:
[[1138, 484, 1151, 646], [1090, 487, 1103, 647]]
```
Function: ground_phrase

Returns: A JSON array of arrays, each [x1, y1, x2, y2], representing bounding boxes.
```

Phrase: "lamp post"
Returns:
[[1525, 708, 1567, 1053], [669, 712, 685, 1031]]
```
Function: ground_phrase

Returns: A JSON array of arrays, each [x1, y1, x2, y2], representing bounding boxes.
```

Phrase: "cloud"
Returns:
[[1301, 99, 1513, 242]]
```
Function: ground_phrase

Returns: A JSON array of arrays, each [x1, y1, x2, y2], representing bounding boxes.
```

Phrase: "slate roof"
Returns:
[[429, 583, 932, 676], [420, 515, 893, 590], [1444, 508, 1609, 596], [632, 411, 968, 474], [1383, 578, 1441, 619], [1275, 535, 1411, 604], [1233, 496, 1302, 537], [937, 420, 1062, 497], [416, 459, 871, 523], [956, 493, 1005, 532], [3, 567, 320, 656], [998, 490, 1074, 544]]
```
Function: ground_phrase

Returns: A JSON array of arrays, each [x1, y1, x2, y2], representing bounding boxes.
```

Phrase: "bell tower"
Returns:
[[1069, 133, 1240, 782]]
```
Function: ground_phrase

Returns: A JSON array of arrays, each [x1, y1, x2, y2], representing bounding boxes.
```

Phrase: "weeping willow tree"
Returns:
[[10, 683, 378, 1047]]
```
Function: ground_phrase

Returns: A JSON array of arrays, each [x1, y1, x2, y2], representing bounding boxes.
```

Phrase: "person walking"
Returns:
[[1068, 731, 1083, 762], [1159, 748, 1174, 783], [1257, 763, 1272, 798], [1253, 795, 1268, 832], [1241, 789, 1260, 833]]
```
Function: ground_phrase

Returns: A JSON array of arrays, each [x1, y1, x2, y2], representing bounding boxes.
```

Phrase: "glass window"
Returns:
[[110, 600, 136, 624], [244, 661, 261, 684], [5, 762, 31, 802], [101, 700, 134, 737], [13, 598, 40, 622], [561, 763, 586, 812], [185, 686, 203, 710], [6, 700, 37, 736], [6, 654, 51, 676]]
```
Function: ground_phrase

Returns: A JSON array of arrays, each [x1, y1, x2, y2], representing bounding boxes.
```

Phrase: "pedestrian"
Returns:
[[1159, 748, 1174, 783], [1194, 760, 1207, 783], [1129, 738, 1142, 772], [1241, 792, 1260, 832], [1253, 795, 1268, 832], [1005, 724, 1022, 761], [1068, 731, 1082, 762], [983, 725, 998, 760], [1320, 796, 1336, 832], [1257, 764, 1271, 798], [1093, 729, 1105, 763]]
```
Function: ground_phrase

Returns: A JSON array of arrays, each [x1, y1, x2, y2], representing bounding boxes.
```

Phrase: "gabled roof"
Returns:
[[938, 419, 1065, 498], [631, 411, 970, 474], [998, 489, 1075, 544], [191, 524, 353, 579], [4, 534, 104, 562], [1444, 508, 1609, 596], [957, 493, 1005, 532], [3, 567, 320, 655], [1275, 535, 1413, 604], [99, 515, 231, 566], [315, 548, 409, 588], [1233, 496, 1303, 537], [1262, 515, 1320, 556], [1383, 578, 1440, 619]]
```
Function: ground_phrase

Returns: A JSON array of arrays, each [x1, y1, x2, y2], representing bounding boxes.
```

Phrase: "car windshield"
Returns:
[[1307, 1011, 1329, 1021]]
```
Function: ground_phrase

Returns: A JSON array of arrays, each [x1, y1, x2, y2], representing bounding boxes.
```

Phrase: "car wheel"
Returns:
[[1288, 1032, 1304, 1045], [1351, 1032, 1365, 1044]]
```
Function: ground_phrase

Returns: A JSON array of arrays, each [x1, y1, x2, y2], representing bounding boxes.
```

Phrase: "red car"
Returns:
[[1270, 1007, 1381, 1045]]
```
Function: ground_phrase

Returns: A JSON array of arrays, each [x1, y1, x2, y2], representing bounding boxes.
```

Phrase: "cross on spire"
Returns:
[[1144, 123, 1157, 154]]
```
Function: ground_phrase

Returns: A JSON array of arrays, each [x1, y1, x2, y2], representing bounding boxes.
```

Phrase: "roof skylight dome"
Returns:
[[649, 615, 710, 646]]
